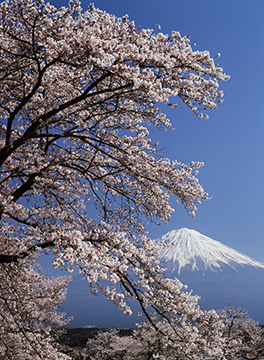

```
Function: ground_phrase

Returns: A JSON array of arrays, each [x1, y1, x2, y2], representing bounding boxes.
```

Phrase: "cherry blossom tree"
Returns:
[[85, 319, 227, 360], [0, 256, 71, 360], [85, 310, 264, 360], [0, 0, 230, 357], [85, 329, 135, 360], [216, 305, 264, 360], [85, 327, 175, 360]]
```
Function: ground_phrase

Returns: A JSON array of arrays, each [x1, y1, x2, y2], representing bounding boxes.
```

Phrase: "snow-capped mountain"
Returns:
[[158, 227, 264, 274], [158, 228, 264, 324], [61, 227, 264, 327]]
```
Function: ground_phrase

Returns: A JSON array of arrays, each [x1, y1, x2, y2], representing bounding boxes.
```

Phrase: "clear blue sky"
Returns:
[[52, 0, 264, 261]]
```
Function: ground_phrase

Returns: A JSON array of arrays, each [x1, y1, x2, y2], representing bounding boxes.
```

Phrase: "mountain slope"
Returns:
[[158, 228, 264, 323], [158, 227, 264, 274]]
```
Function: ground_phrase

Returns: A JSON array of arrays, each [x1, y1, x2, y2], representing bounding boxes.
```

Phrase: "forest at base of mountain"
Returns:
[[58, 327, 133, 349]]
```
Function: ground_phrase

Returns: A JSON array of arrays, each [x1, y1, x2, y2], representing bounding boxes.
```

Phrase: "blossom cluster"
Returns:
[[0, 257, 71, 359]]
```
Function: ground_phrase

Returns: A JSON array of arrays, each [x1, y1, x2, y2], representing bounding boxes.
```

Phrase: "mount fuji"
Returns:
[[158, 228, 264, 323], [59, 227, 264, 327]]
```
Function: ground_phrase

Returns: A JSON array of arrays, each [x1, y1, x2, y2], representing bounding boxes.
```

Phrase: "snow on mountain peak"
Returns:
[[157, 228, 264, 274]]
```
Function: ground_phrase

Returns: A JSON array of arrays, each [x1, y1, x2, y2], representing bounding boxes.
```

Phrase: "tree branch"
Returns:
[[0, 240, 55, 264]]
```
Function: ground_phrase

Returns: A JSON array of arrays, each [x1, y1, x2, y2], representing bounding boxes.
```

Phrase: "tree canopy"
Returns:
[[0, 0, 230, 358]]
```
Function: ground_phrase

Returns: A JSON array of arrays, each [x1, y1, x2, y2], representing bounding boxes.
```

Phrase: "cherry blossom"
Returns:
[[0, 257, 71, 359], [216, 305, 264, 360], [0, 0, 230, 357]]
